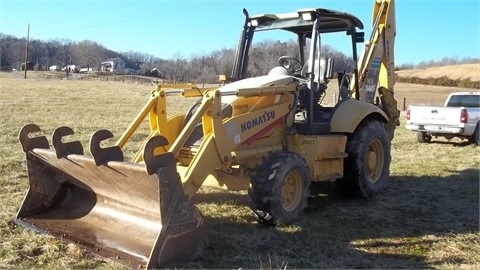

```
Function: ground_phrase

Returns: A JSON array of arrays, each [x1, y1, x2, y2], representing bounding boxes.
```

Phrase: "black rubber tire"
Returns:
[[336, 120, 391, 198], [416, 131, 432, 143], [471, 123, 480, 146], [248, 151, 311, 226]]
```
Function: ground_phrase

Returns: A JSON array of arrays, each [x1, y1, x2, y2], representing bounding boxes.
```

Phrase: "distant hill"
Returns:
[[396, 63, 480, 82]]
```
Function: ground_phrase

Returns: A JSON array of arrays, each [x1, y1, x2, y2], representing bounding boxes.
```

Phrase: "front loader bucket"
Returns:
[[15, 124, 206, 269]]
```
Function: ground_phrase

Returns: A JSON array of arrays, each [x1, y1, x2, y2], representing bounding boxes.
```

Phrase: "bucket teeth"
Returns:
[[90, 129, 124, 166], [18, 124, 49, 152], [52, 126, 84, 158], [16, 126, 206, 268], [143, 135, 173, 175]]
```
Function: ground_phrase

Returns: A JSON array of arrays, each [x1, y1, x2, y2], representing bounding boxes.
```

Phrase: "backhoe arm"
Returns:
[[350, 0, 399, 138]]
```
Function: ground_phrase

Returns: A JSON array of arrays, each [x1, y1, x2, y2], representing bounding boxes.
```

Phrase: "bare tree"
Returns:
[[74, 40, 104, 71], [162, 53, 187, 83], [0, 34, 23, 70], [53, 39, 75, 76], [29, 39, 50, 70]]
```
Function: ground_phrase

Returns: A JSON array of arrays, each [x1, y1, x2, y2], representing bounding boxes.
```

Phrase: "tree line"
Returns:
[[396, 57, 480, 70], [0, 33, 357, 83], [0, 35, 118, 72], [1, 33, 478, 84]]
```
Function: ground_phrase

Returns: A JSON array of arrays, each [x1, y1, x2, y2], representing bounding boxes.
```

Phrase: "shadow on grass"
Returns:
[[425, 140, 473, 147], [178, 168, 479, 269]]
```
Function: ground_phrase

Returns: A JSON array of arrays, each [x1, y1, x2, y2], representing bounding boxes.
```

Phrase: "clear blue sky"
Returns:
[[1, 0, 479, 65]]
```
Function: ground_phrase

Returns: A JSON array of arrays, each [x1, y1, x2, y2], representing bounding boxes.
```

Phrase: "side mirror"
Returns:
[[355, 32, 365, 43]]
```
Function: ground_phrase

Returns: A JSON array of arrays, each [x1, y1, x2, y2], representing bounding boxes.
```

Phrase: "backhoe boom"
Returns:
[[350, 0, 399, 138]]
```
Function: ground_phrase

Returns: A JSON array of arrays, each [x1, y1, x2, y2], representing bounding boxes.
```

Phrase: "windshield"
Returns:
[[446, 94, 480, 108]]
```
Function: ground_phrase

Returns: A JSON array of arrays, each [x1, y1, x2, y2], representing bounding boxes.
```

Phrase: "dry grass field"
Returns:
[[396, 63, 480, 82], [0, 71, 478, 269]]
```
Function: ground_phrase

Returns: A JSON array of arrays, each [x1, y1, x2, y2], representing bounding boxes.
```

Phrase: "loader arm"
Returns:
[[115, 84, 210, 162], [172, 86, 295, 198], [350, 0, 399, 138]]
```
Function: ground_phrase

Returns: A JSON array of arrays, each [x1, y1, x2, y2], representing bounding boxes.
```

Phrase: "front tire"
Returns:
[[248, 151, 311, 226], [336, 120, 391, 197], [417, 131, 432, 143]]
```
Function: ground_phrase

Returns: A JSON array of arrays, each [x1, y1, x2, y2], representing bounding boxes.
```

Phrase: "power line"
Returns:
[[0, 1, 228, 46], [34, 0, 229, 37]]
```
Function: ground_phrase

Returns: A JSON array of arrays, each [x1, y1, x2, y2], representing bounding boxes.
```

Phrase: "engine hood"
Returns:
[[219, 74, 295, 94]]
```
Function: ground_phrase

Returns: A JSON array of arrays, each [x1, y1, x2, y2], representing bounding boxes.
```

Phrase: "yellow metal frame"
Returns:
[[114, 84, 209, 163], [113, 82, 297, 197], [347, 0, 399, 138]]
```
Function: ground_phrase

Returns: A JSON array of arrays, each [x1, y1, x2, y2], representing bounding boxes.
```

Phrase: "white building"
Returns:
[[101, 57, 126, 72]]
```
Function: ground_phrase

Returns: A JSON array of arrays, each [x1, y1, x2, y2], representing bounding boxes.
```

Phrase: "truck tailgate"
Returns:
[[408, 106, 463, 126]]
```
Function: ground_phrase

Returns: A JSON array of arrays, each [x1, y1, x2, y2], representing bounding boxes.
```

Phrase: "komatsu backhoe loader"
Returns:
[[15, 0, 399, 268]]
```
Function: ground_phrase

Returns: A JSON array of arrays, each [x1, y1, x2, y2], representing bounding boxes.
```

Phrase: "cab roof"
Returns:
[[250, 8, 364, 35]]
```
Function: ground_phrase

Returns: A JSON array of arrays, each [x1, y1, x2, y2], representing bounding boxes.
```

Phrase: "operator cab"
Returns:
[[231, 8, 365, 134]]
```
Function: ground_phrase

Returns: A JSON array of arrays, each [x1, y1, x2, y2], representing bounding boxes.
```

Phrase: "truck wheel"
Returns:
[[471, 123, 480, 146], [336, 120, 391, 197], [248, 151, 311, 226], [416, 131, 432, 143]]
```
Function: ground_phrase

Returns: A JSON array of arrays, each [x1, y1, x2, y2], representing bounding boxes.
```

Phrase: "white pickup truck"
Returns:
[[405, 91, 480, 145]]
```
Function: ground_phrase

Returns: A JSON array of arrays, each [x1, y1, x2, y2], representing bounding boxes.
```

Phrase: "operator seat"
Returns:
[[268, 66, 290, 76], [296, 56, 332, 135], [301, 56, 326, 83]]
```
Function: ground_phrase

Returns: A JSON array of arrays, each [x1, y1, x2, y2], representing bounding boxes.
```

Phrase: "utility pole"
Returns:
[[24, 23, 30, 79]]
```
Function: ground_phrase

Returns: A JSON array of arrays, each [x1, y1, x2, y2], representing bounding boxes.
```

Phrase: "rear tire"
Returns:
[[416, 131, 432, 143], [248, 151, 311, 226], [336, 120, 391, 197], [471, 123, 480, 146]]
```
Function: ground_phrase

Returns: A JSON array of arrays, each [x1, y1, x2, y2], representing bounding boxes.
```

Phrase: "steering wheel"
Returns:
[[278, 56, 303, 73]]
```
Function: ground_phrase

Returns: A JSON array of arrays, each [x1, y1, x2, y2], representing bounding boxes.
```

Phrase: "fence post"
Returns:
[[403, 97, 406, 111]]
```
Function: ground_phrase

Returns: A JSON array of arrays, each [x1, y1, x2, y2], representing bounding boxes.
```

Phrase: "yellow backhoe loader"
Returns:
[[15, 0, 399, 268]]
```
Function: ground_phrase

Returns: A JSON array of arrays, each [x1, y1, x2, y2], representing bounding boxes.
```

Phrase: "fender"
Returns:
[[330, 98, 389, 133]]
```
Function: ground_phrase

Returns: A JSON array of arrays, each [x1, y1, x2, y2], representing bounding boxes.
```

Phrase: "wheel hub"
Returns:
[[281, 170, 303, 211], [367, 151, 377, 171], [365, 139, 384, 183]]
